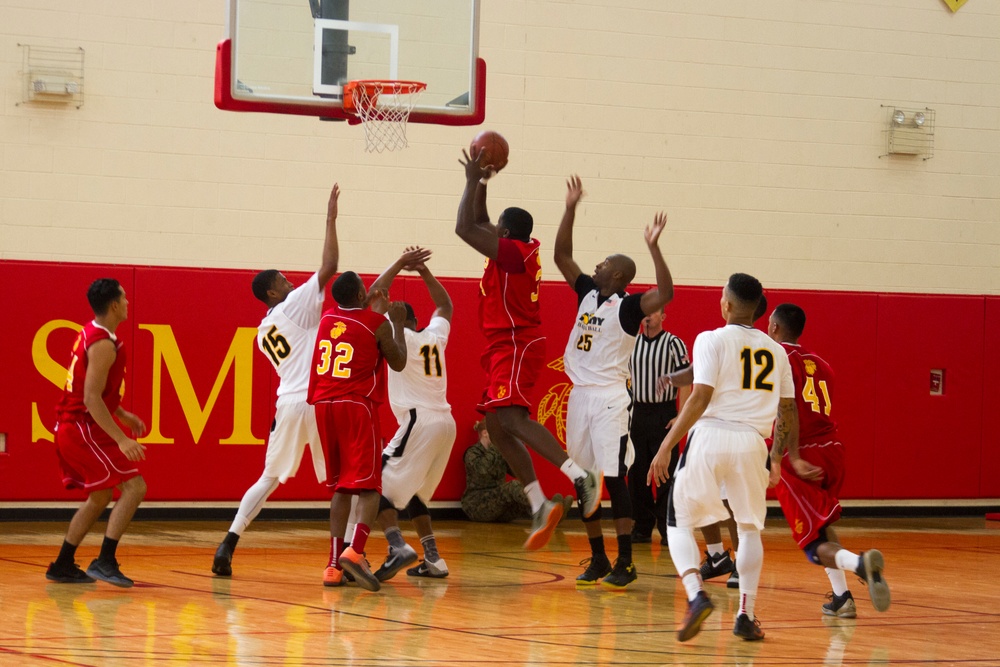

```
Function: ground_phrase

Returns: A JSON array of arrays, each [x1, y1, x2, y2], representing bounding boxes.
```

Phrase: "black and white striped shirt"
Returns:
[[629, 331, 689, 404]]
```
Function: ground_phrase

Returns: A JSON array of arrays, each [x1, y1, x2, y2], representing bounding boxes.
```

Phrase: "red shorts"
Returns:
[[478, 327, 546, 412], [315, 398, 382, 494], [775, 439, 845, 548], [55, 420, 141, 492]]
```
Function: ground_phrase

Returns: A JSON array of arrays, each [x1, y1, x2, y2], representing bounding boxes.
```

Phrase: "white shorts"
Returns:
[[381, 408, 457, 508], [671, 423, 768, 530], [565, 386, 634, 478], [263, 396, 325, 484]]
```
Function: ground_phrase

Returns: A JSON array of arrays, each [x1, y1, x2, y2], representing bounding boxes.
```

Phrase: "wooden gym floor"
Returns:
[[1, 516, 998, 666]]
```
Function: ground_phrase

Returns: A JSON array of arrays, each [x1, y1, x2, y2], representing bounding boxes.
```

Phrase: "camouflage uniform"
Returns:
[[461, 443, 531, 522]]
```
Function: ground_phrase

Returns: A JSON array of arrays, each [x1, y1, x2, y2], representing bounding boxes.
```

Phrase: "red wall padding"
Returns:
[[0, 259, 995, 502]]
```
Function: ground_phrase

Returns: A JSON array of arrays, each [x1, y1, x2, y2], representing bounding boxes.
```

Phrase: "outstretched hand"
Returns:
[[328, 183, 340, 219], [399, 246, 432, 271], [565, 175, 584, 209], [460, 148, 494, 182], [386, 301, 408, 324], [645, 211, 667, 247], [365, 287, 389, 314]]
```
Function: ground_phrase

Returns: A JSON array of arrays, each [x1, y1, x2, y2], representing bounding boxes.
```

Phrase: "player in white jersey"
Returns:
[[211, 184, 344, 577], [554, 175, 675, 589], [649, 273, 797, 642], [358, 250, 457, 581]]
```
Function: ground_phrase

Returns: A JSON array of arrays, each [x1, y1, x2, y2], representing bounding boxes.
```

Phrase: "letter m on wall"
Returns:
[[141, 325, 263, 445]]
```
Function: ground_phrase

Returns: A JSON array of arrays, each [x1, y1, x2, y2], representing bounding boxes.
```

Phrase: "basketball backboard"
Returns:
[[215, 0, 484, 125]]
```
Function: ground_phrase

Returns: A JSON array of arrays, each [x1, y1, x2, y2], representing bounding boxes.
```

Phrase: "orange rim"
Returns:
[[343, 80, 427, 114]]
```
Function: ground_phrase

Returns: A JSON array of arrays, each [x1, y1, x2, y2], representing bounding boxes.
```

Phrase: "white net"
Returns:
[[348, 81, 425, 153]]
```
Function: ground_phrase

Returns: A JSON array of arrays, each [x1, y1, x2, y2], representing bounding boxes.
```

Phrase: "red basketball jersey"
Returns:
[[308, 306, 388, 404], [479, 237, 542, 331], [782, 342, 838, 443], [56, 321, 127, 423]]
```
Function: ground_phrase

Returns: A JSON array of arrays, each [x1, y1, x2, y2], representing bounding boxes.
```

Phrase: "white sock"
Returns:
[[229, 476, 279, 535], [707, 542, 724, 557], [524, 481, 546, 514], [826, 567, 849, 596], [345, 522, 356, 541], [740, 592, 757, 619], [834, 549, 860, 574], [560, 458, 587, 481], [681, 571, 703, 600]]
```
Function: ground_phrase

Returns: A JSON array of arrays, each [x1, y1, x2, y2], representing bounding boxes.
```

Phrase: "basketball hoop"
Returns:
[[343, 80, 427, 153]]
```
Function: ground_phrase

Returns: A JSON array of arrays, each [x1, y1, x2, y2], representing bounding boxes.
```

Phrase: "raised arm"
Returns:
[[416, 264, 453, 322], [317, 183, 341, 288], [376, 302, 409, 372], [456, 149, 500, 259], [638, 212, 674, 315], [553, 175, 585, 287]]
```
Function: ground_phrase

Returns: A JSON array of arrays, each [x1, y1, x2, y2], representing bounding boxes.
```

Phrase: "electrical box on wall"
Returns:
[[18, 44, 85, 108], [882, 105, 935, 160]]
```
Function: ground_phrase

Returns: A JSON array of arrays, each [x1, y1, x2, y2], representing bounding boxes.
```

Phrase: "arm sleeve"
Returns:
[[617, 293, 645, 336], [495, 238, 527, 274], [278, 273, 324, 329], [574, 274, 598, 305], [691, 332, 720, 388]]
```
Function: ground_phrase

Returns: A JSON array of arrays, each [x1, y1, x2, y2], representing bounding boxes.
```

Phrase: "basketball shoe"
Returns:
[[46, 561, 95, 584], [601, 558, 637, 589], [212, 541, 233, 577], [374, 544, 418, 582], [574, 469, 604, 519], [576, 555, 612, 586], [524, 497, 564, 551], [86, 558, 134, 588], [339, 547, 380, 592], [822, 591, 857, 618], [407, 558, 449, 578], [733, 613, 765, 641], [699, 549, 735, 580], [677, 591, 714, 642], [856, 550, 890, 611], [323, 566, 345, 587]]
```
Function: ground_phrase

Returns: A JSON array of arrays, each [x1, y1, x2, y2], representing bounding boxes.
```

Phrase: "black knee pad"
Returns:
[[406, 495, 429, 519], [605, 476, 632, 520]]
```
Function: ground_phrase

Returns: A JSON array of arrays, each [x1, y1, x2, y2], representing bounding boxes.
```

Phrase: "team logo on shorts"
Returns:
[[794, 519, 804, 535], [804, 360, 817, 376], [497, 384, 507, 399], [330, 322, 347, 339]]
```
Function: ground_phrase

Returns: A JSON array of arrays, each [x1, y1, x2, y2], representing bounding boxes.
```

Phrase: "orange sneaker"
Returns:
[[323, 566, 344, 587], [524, 497, 564, 551], [339, 547, 380, 592]]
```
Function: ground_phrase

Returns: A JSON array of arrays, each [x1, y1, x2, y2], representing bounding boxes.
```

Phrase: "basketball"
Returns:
[[470, 130, 509, 172]]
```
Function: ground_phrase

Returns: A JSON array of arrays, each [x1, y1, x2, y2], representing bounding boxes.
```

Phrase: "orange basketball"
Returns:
[[470, 130, 509, 172]]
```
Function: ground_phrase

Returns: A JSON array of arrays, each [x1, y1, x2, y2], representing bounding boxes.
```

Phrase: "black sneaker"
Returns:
[[46, 561, 95, 584], [733, 613, 765, 641], [856, 550, 890, 612], [86, 558, 134, 588], [575, 555, 612, 586], [677, 591, 714, 642], [574, 469, 604, 519], [407, 558, 449, 578], [212, 541, 233, 577], [630, 530, 652, 544], [601, 558, 637, 589], [822, 590, 857, 618], [374, 544, 418, 582], [726, 565, 740, 589], [699, 549, 735, 580]]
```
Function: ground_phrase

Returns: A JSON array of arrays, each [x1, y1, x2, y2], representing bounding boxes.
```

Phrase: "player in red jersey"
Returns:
[[455, 148, 603, 551], [768, 303, 890, 617], [46, 278, 148, 588], [308, 271, 408, 591]]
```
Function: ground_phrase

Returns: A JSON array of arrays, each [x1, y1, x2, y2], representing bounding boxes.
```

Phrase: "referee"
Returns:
[[628, 306, 689, 545]]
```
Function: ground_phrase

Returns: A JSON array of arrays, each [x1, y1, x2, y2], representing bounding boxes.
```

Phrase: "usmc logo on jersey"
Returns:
[[577, 312, 605, 332], [804, 359, 817, 376], [330, 322, 347, 339]]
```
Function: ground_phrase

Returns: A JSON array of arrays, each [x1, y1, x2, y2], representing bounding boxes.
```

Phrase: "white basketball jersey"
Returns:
[[563, 290, 636, 388], [257, 272, 324, 398], [692, 324, 794, 436], [387, 316, 451, 420]]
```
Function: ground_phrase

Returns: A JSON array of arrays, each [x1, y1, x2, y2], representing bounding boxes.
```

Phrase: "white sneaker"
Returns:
[[407, 557, 449, 578]]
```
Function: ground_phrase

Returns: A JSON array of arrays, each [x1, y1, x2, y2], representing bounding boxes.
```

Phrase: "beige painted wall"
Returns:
[[1, 0, 998, 293]]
